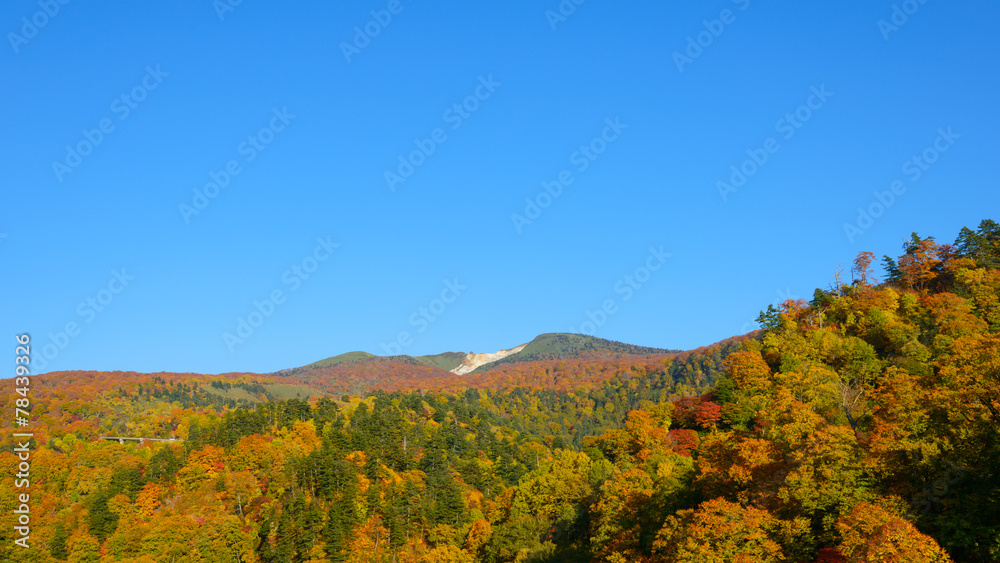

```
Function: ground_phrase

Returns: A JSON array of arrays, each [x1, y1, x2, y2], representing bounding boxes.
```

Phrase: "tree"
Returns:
[[419, 544, 475, 562], [135, 482, 162, 519], [956, 219, 1000, 268], [88, 489, 120, 541], [757, 305, 782, 332], [837, 502, 952, 563], [323, 475, 360, 562], [852, 251, 876, 285], [724, 349, 772, 393], [653, 498, 789, 563], [148, 445, 182, 483], [693, 401, 721, 429], [591, 465, 678, 560], [49, 522, 70, 560], [464, 519, 492, 554], [898, 238, 943, 290], [882, 255, 902, 284], [67, 533, 101, 563]]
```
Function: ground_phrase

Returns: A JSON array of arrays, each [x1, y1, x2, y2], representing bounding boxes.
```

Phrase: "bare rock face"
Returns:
[[450, 343, 528, 375]]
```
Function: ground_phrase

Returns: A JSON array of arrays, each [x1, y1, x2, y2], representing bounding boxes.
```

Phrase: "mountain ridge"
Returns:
[[297, 332, 680, 376]]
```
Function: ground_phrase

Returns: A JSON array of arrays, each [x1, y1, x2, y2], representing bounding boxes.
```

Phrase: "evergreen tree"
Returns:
[[882, 255, 902, 283], [49, 522, 70, 560]]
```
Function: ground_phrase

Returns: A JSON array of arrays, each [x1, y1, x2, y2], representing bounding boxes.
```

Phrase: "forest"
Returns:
[[2, 219, 999, 562]]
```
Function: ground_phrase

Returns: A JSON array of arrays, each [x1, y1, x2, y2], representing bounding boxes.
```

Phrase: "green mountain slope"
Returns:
[[302, 350, 465, 372], [412, 352, 467, 371], [469, 332, 677, 373], [296, 333, 678, 378], [304, 351, 375, 369]]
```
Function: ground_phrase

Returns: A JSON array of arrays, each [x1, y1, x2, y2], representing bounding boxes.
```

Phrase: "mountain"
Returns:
[[302, 351, 375, 369], [29, 334, 700, 405], [305, 351, 471, 373], [259, 333, 694, 396], [466, 332, 679, 373], [296, 333, 680, 380], [412, 352, 468, 371], [273, 355, 447, 396]]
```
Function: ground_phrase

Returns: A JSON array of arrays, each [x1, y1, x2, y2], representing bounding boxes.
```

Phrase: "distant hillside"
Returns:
[[468, 333, 679, 373], [29, 333, 740, 408], [301, 350, 467, 372], [271, 333, 683, 392], [303, 351, 375, 369], [31, 335, 691, 402], [274, 354, 453, 395], [413, 352, 467, 371]]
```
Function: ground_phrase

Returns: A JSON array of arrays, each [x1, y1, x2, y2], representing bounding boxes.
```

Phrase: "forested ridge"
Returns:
[[2, 220, 999, 562]]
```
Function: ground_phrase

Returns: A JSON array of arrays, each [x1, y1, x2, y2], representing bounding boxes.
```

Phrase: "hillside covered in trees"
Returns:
[[2, 220, 999, 562], [272, 333, 683, 394]]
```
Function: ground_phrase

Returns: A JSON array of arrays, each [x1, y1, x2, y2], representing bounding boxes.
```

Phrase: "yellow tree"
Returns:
[[725, 349, 773, 393], [590, 467, 655, 561], [837, 502, 952, 563], [898, 239, 942, 290], [135, 482, 162, 520], [463, 519, 492, 553], [418, 544, 474, 563], [653, 498, 787, 563]]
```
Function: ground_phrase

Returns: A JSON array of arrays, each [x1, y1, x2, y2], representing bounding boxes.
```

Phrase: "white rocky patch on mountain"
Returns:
[[450, 343, 528, 375]]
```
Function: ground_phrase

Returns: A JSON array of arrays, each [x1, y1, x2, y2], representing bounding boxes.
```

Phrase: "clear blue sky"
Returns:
[[2, 0, 998, 375]]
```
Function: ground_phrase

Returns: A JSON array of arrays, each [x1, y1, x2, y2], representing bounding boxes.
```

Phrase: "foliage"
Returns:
[[2, 220, 998, 561]]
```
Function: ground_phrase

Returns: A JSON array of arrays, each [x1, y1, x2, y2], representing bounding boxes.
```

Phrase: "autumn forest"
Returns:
[[3, 219, 1000, 563]]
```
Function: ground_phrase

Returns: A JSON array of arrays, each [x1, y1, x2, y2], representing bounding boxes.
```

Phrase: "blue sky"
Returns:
[[1, 0, 998, 375]]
